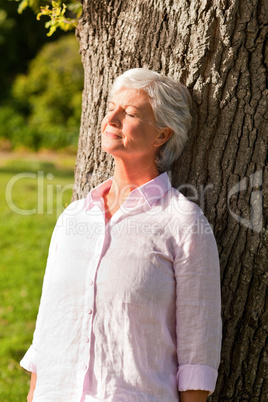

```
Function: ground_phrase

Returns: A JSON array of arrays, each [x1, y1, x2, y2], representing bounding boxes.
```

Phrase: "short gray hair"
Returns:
[[111, 68, 192, 172]]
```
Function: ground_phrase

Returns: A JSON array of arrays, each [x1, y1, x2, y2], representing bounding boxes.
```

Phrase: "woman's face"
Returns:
[[101, 88, 162, 162]]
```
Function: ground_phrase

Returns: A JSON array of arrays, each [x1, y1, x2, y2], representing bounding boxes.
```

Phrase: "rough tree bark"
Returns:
[[73, 0, 268, 400]]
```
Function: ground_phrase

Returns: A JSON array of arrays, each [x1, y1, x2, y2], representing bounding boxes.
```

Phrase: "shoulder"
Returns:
[[163, 186, 204, 224], [164, 188, 218, 262], [158, 186, 215, 244], [64, 198, 86, 214], [170, 186, 202, 213], [54, 198, 87, 229]]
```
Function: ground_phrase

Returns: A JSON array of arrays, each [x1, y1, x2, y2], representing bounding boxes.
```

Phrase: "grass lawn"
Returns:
[[0, 152, 76, 401]]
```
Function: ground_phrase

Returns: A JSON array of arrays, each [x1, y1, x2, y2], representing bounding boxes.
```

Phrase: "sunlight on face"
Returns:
[[101, 88, 161, 162]]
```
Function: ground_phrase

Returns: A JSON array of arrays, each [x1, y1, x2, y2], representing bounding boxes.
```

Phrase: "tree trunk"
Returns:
[[73, 0, 268, 400]]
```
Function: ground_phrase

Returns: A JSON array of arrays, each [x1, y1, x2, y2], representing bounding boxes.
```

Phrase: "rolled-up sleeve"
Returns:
[[174, 213, 222, 395], [20, 345, 38, 373]]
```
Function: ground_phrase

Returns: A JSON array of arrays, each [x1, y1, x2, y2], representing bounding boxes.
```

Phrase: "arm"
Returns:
[[179, 390, 209, 402], [20, 223, 60, 393], [27, 372, 37, 402], [174, 213, 222, 395]]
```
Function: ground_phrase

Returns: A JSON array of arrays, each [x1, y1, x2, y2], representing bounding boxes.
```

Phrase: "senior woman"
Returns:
[[21, 68, 222, 402]]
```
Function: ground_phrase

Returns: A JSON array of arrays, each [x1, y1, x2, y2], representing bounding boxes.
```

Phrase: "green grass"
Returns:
[[0, 153, 76, 401]]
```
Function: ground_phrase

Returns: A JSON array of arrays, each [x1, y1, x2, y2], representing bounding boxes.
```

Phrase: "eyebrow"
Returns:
[[108, 101, 142, 111]]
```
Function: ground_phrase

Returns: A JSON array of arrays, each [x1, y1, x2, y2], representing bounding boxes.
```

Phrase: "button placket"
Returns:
[[84, 216, 108, 380]]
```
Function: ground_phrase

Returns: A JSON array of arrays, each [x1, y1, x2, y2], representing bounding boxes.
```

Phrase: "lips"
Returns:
[[104, 131, 122, 139]]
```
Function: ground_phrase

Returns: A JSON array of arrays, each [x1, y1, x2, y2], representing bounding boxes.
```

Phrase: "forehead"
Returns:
[[110, 88, 152, 109]]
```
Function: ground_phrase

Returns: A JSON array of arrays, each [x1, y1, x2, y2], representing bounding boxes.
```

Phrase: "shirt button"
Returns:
[[85, 337, 89, 343], [89, 309, 92, 315], [89, 280, 93, 286]]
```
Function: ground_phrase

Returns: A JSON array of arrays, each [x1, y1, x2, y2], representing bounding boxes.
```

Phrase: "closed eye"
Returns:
[[107, 105, 136, 118], [125, 112, 135, 117]]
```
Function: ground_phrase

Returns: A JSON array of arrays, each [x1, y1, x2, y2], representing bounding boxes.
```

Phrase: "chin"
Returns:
[[101, 142, 116, 155]]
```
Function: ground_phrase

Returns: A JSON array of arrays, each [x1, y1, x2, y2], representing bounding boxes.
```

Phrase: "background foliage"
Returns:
[[13, 0, 81, 36], [0, 0, 82, 151], [8, 34, 83, 150]]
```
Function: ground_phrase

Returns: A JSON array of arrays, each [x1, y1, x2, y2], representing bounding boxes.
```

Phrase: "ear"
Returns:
[[154, 127, 173, 148]]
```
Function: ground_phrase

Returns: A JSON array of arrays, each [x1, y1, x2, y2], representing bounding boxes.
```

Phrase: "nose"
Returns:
[[106, 108, 121, 127]]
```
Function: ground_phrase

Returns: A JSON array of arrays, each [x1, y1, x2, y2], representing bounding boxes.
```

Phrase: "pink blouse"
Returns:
[[21, 172, 222, 401]]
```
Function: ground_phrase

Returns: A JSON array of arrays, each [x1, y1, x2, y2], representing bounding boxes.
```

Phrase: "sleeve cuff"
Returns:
[[177, 364, 218, 396], [20, 345, 37, 373]]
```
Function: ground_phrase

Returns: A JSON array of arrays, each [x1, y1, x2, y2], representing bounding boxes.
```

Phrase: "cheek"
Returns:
[[101, 118, 107, 133]]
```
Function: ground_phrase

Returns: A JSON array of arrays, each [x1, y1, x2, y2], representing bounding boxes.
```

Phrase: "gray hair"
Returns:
[[111, 68, 192, 172]]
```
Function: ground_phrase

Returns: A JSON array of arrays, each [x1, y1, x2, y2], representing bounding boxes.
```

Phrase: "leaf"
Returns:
[[14, 0, 80, 34], [17, 0, 30, 14]]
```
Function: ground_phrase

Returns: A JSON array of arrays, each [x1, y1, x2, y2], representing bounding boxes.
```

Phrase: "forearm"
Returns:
[[179, 390, 209, 402], [27, 372, 37, 402]]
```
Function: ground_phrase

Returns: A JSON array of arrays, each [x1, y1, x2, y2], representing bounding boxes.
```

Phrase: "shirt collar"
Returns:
[[83, 172, 171, 211], [83, 177, 112, 211], [136, 172, 171, 206]]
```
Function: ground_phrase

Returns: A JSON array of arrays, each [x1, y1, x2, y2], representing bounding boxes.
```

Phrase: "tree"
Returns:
[[72, 1, 267, 401], [14, 0, 267, 399]]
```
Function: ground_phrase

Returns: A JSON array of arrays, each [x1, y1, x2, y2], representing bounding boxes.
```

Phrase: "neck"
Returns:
[[110, 157, 160, 200]]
